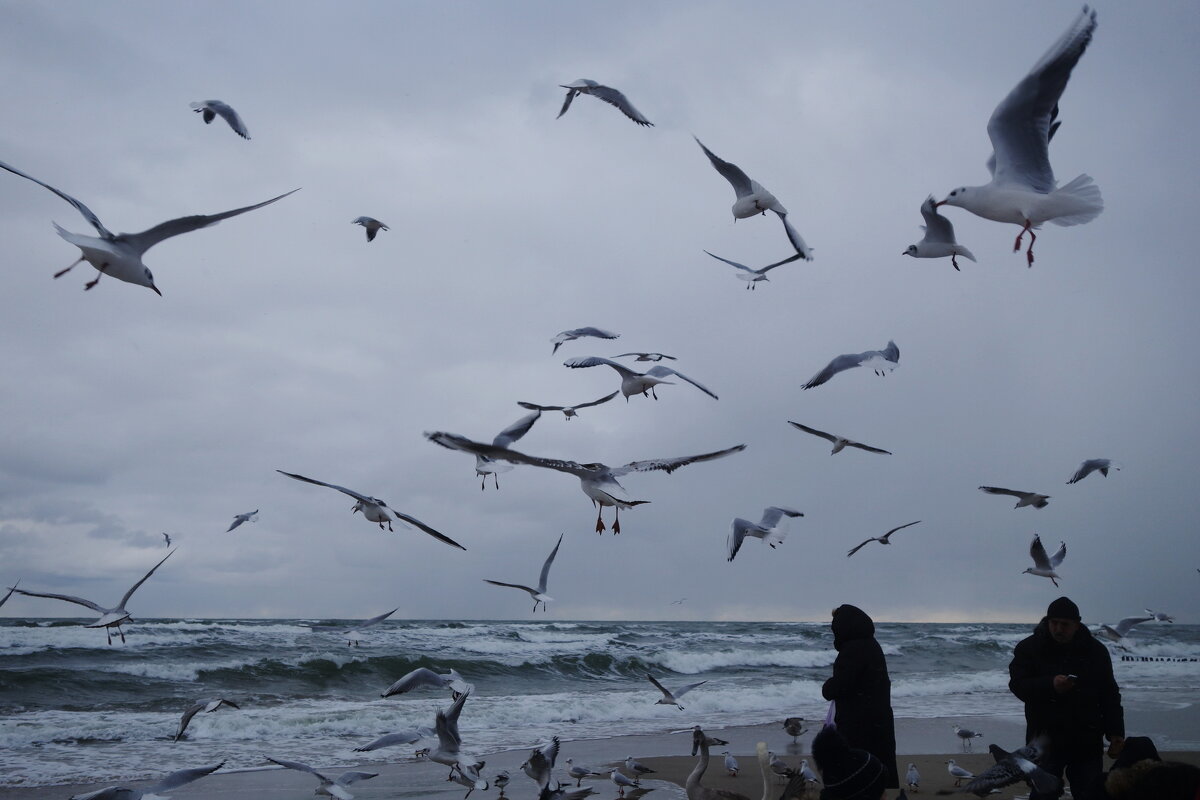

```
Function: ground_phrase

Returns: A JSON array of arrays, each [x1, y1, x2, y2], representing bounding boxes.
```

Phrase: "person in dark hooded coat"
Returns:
[[820, 604, 899, 789]]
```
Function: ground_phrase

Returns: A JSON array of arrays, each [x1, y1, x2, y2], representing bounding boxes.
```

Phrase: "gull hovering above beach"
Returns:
[[426, 431, 746, 533], [1098, 615, 1154, 645], [903, 195, 976, 270], [381, 667, 471, 699], [557, 80, 653, 126], [802, 341, 899, 390], [518, 391, 619, 421], [956, 743, 1060, 798], [226, 509, 258, 532], [938, 7, 1102, 266], [979, 485, 1050, 509], [0, 159, 297, 294], [174, 698, 239, 742], [946, 759, 975, 787], [1067, 458, 1119, 484], [428, 690, 487, 790], [727, 506, 804, 562], [521, 736, 561, 792], [351, 216, 389, 242], [354, 727, 435, 753], [341, 607, 398, 646], [702, 249, 804, 289], [190, 100, 250, 139], [483, 533, 562, 612], [551, 327, 620, 355], [694, 137, 813, 260], [564, 356, 719, 401], [275, 470, 465, 550], [613, 352, 677, 362], [1024, 534, 1066, 586], [647, 673, 707, 710], [68, 761, 225, 800], [846, 520, 922, 558], [11, 550, 174, 644], [264, 756, 377, 800], [474, 410, 541, 490], [787, 422, 892, 456]]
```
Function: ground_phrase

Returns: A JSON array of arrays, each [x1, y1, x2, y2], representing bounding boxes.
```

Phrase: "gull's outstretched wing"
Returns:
[[537, 534, 564, 594], [484, 579, 536, 596], [846, 439, 893, 455], [0, 580, 19, 608], [1047, 541, 1067, 568], [802, 352, 867, 390], [759, 506, 803, 529], [426, 433, 593, 478], [918, 195, 957, 244], [883, 521, 922, 540], [846, 538, 877, 558], [191, 100, 250, 139], [572, 391, 620, 410], [147, 761, 226, 793], [776, 211, 814, 260], [12, 587, 105, 613], [562, 355, 637, 377], [276, 470, 372, 503], [693, 138, 753, 197], [671, 680, 708, 699], [344, 608, 398, 635], [0, 159, 114, 238], [586, 85, 653, 126], [980, 486, 1022, 499], [121, 189, 299, 255], [617, 444, 747, 476], [787, 422, 837, 444], [1111, 616, 1154, 637], [118, 549, 175, 610], [381, 667, 454, 697], [645, 366, 718, 399], [551, 327, 620, 353], [646, 673, 675, 701], [517, 401, 566, 412], [557, 88, 579, 119], [727, 519, 756, 562], [1030, 535, 1053, 569], [493, 411, 541, 448], [354, 728, 433, 751]]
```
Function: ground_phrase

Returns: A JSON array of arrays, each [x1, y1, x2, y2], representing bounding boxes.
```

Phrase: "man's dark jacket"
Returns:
[[821, 604, 899, 788], [1008, 617, 1124, 760]]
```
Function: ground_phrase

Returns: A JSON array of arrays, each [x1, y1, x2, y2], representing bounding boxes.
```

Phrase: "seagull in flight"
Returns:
[[353, 727, 435, 753], [227, 509, 259, 532], [903, 195, 976, 270], [787, 421, 892, 455], [557, 80, 653, 126], [0, 158, 296, 294], [647, 674, 707, 710], [426, 431, 746, 533], [0, 580, 19, 609], [474, 410, 541, 489], [264, 756, 377, 800], [69, 761, 225, 800], [190, 100, 250, 139], [351, 216, 389, 242], [938, 7, 1102, 266], [175, 698, 239, 742], [551, 327, 620, 354], [381, 667, 471, 699], [702, 249, 804, 289], [275, 470, 465, 549], [564, 356, 718, 400], [1098, 615, 1154, 645], [727, 506, 804, 562], [979, 485, 1050, 509], [694, 136, 813, 260], [11, 550, 174, 644], [846, 521, 922, 558], [1145, 608, 1174, 623], [1067, 458, 1119, 484], [1023, 534, 1066, 586], [161, 532, 172, 547], [802, 341, 899, 389], [957, 743, 1060, 798], [612, 352, 677, 362], [518, 391, 619, 421], [483, 533, 563, 612], [341, 607, 398, 646]]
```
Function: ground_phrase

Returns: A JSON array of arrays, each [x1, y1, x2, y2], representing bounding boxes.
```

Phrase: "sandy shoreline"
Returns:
[[2, 714, 1197, 799]]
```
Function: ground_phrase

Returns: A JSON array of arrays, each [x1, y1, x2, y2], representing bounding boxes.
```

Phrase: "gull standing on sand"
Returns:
[[903, 195, 976, 270], [276, 470, 466, 549], [10, 550, 174, 644], [341, 607, 398, 646], [938, 7, 1102, 266], [783, 717, 806, 743], [557, 80, 653, 126], [190, 100, 250, 139], [381, 667, 471, 699], [701, 249, 804, 290], [610, 769, 640, 797], [647, 673, 708, 710], [624, 756, 656, 779], [483, 533, 563, 612], [1067, 458, 1119, 484], [518, 391, 620, 421], [564, 356, 719, 401], [565, 758, 605, 786], [264, 756, 378, 800], [69, 761, 225, 800], [953, 725, 983, 752], [802, 341, 899, 390], [694, 137, 813, 260], [905, 762, 920, 791], [0, 159, 296, 294], [474, 410, 541, 490], [426, 431, 745, 534], [978, 485, 1050, 509], [351, 216, 389, 242], [551, 327, 620, 355], [1098, 615, 1154, 645], [946, 759, 975, 787], [227, 509, 258, 531], [727, 506, 804, 562], [1024, 534, 1066, 587], [723, 751, 739, 777], [846, 521, 922, 558], [493, 770, 510, 797], [174, 698, 239, 742], [787, 422, 892, 456]]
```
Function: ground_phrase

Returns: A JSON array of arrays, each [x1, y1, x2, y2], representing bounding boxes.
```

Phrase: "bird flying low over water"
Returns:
[[341, 607, 398, 646], [351, 216, 389, 242], [846, 521, 922, 558], [381, 667, 471, 699], [978, 485, 1050, 509], [275, 470, 465, 549], [1067, 458, 1118, 484], [68, 761, 225, 800], [787, 421, 892, 455], [426, 431, 746, 534], [353, 727, 435, 753], [694, 137, 813, 260], [1097, 615, 1154, 645], [903, 195, 976, 270], [0, 159, 297, 294], [483, 533, 563, 612], [938, 7, 1102, 266], [518, 391, 619, 420], [802, 341, 899, 390], [175, 698, 239, 742], [727, 506, 804, 562], [564, 356, 719, 401], [190, 100, 250, 139], [551, 327, 620, 354], [557, 79, 653, 126], [1023, 534, 1066, 587], [702, 249, 804, 289], [647, 673, 707, 710]]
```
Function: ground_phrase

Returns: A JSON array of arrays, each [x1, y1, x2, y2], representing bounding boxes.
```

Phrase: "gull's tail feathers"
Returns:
[[1048, 174, 1103, 226]]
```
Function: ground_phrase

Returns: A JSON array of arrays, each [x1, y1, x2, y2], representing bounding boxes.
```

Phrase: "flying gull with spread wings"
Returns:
[[551, 327, 620, 354], [564, 356, 718, 401], [903, 195, 976, 270], [190, 100, 250, 139], [1023, 534, 1066, 586], [727, 506, 805, 562], [802, 341, 899, 390], [788, 421, 892, 455], [518, 391, 619, 421], [846, 521, 922, 558], [484, 533, 563, 612], [979, 485, 1050, 509], [557, 80, 653, 126]]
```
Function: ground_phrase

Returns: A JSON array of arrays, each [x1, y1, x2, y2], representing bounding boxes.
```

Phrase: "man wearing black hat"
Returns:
[[1009, 596, 1126, 800]]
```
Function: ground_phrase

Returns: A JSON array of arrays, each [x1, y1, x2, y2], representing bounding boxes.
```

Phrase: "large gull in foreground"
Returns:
[[939, 7, 1102, 266], [0, 158, 295, 294], [647, 673, 707, 710]]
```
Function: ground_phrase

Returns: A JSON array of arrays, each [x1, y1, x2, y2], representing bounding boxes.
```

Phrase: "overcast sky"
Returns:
[[1, 1, 1197, 625]]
